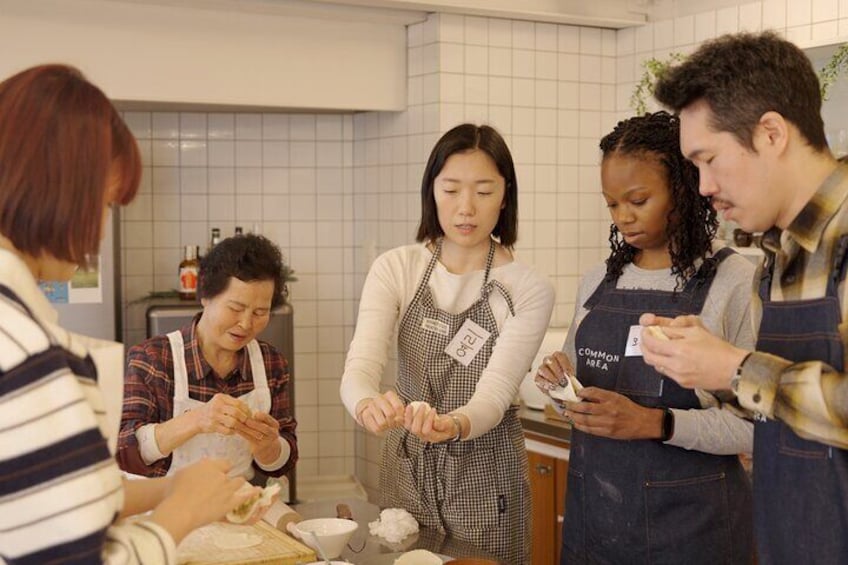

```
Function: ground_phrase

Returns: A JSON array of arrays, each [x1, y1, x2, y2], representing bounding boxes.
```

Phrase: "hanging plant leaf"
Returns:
[[630, 52, 686, 115]]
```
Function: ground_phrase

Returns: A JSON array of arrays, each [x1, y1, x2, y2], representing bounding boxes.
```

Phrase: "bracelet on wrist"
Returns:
[[448, 414, 463, 443]]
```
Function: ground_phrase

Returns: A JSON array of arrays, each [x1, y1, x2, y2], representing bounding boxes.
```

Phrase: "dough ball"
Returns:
[[394, 549, 444, 565]]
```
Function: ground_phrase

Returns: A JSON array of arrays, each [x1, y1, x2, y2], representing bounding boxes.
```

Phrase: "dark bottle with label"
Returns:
[[178, 245, 199, 300]]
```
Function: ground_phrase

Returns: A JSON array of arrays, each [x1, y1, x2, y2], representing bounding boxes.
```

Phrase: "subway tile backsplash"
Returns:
[[117, 0, 843, 494]]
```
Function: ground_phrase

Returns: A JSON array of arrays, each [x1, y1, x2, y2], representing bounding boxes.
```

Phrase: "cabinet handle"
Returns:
[[535, 463, 553, 475]]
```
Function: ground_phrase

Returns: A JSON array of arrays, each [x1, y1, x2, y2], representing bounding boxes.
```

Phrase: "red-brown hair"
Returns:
[[0, 64, 141, 266]]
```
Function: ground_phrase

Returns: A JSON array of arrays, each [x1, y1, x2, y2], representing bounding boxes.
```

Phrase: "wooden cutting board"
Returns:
[[177, 520, 316, 565]]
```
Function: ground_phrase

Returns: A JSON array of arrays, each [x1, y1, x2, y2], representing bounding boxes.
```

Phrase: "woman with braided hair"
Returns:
[[536, 111, 755, 564]]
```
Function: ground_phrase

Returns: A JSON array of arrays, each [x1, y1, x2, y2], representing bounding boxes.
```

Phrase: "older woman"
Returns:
[[118, 234, 297, 482]]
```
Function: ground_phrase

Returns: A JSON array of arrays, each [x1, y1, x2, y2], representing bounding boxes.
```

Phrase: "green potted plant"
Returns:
[[630, 43, 848, 112]]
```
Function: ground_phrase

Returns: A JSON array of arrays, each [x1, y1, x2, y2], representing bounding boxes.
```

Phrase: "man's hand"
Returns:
[[639, 313, 749, 390]]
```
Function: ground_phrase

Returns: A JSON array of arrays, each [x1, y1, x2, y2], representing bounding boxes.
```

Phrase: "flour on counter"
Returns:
[[368, 508, 419, 543]]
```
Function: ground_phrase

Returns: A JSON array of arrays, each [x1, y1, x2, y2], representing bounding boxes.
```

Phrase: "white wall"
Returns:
[[0, 0, 411, 111], [52, 0, 848, 490]]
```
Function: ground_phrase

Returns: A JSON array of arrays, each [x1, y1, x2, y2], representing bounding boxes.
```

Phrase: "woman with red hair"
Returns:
[[0, 64, 258, 564]]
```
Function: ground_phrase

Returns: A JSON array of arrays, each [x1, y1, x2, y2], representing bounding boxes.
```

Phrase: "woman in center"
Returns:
[[340, 123, 554, 564], [537, 111, 754, 564]]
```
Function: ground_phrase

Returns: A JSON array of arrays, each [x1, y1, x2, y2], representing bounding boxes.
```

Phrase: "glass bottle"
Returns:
[[178, 245, 199, 300], [235, 226, 243, 236], [208, 227, 221, 255]]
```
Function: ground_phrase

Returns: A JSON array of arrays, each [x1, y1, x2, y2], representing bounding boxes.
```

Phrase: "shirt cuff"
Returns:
[[137, 424, 167, 465], [735, 351, 787, 418], [256, 437, 291, 472]]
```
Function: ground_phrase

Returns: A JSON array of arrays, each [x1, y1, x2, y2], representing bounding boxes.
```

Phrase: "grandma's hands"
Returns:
[[565, 387, 663, 440], [236, 411, 281, 460], [193, 393, 252, 436], [639, 313, 748, 391], [355, 390, 405, 434]]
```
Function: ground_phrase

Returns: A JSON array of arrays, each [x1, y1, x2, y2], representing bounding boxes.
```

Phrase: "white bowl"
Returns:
[[289, 518, 358, 559]]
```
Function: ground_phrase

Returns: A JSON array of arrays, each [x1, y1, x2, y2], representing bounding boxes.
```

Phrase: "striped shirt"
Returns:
[[116, 316, 297, 478], [0, 249, 176, 564], [740, 164, 848, 449]]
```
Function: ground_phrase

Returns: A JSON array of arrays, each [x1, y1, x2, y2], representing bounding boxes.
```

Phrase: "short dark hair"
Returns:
[[601, 111, 718, 289], [415, 123, 518, 248], [0, 64, 141, 266], [199, 234, 286, 309], [654, 31, 827, 152]]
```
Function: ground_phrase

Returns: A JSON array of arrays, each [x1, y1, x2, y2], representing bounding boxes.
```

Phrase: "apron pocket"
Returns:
[[778, 423, 829, 459], [645, 472, 732, 565], [615, 358, 663, 399], [441, 448, 499, 531]]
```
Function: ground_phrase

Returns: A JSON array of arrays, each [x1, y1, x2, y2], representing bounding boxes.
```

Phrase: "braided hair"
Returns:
[[600, 111, 718, 289]]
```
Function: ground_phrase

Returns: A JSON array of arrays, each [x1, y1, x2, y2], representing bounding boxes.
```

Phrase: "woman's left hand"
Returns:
[[236, 412, 281, 456], [565, 387, 663, 440], [404, 404, 459, 443]]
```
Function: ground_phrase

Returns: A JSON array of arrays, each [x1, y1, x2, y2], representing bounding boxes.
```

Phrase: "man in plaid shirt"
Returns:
[[640, 32, 848, 563]]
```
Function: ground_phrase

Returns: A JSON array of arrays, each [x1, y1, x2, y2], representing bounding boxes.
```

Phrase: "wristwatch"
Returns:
[[730, 352, 753, 394], [660, 407, 675, 442]]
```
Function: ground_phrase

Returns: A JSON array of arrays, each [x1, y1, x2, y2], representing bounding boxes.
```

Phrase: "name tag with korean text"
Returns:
[[624, 325, 644, 357], [445, 319, 491, 367], [421, 317, 450, 336]]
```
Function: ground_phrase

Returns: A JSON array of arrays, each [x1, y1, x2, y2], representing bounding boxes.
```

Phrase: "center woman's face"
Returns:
[[601, 153, 674, 256], [199, 277, 274, 354], [433, 149, 506, 251]]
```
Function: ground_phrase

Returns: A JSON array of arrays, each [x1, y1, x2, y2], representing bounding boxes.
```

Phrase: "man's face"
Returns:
[[679, 100, 781, 233]]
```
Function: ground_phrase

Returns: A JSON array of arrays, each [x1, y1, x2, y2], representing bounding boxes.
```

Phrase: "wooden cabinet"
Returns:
[[526, 432, 569, 565]]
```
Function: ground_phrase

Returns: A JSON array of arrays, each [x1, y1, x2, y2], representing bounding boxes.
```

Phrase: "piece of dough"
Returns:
[[226, 482, 281, 524], [213, 530, 263, 550], [408, 401, 431, 416], [646, 325, 670, 340], [548, 372, 583, 403], [394, 549, 444, 565]]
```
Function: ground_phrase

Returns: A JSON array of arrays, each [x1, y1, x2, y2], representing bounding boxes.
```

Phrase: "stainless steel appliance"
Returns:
[[146, 300, 297, 501]]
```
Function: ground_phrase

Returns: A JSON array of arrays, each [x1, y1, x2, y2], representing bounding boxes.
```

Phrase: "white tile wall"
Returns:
[[121, 110, 356, 480], [118, 0, 848, 496]]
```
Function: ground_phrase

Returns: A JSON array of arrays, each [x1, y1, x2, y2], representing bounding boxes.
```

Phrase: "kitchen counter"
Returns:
[[518, 405, 571, 444], [293, 498, 501, 564]]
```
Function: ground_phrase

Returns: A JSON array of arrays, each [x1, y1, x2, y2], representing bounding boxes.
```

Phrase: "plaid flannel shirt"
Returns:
[[117, 314, 297, 476], [740, 164, 848, 449]]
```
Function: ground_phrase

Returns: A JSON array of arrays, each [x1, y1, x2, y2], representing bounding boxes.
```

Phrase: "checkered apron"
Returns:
[[379, 239, 530, 565]]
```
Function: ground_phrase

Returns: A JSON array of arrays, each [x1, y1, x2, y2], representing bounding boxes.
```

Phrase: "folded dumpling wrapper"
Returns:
[[646, 325, 670, 340], [226, 482, 281, 524], [549, 373, 583, 403], [408, 401, 432, 416]]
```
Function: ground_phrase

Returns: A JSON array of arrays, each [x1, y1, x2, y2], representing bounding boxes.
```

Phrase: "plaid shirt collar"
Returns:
[[768, 164, 848, 255], [181, 312, 252, 383]]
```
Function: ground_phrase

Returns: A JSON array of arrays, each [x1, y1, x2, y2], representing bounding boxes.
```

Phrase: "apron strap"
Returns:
[[245, 339, 271, 413], [166, 330, 190, 412]]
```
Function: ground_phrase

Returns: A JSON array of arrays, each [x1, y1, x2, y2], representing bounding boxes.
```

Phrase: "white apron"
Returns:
[[165, 330, 271, 479]]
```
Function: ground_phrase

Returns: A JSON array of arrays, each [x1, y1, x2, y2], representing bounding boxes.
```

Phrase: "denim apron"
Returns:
[[562, 248, 753, 564], [165, 330, 270, 479], [752, 237, 848, 564], [379, 239, 530, 565]]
